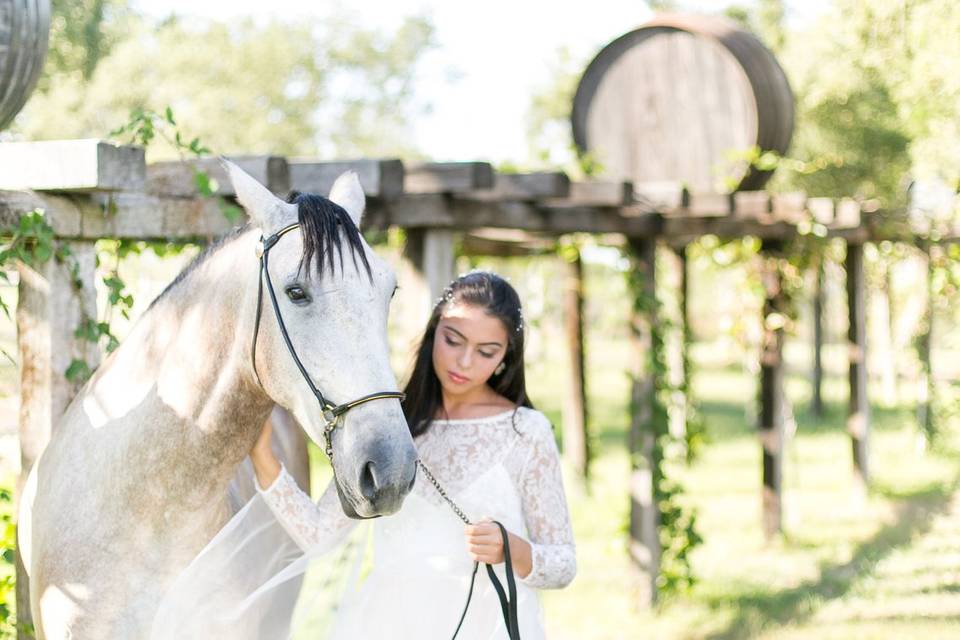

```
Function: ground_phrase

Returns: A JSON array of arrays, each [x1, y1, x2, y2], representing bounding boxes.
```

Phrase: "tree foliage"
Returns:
[[16, 7, 435, 159]]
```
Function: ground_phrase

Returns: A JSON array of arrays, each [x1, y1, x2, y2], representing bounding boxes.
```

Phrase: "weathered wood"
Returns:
[[558, 181, 633, 206], [0, 140, 145, 192], [403, 228, 457, 319], [468, 172, 570, 201], [759, 240, 786, 539], [15, 241, 99, 630], [403, 162, 494, 194], [460, 229, 555, 257], [733, 191, 771, 220], [808, 197, 835, 225], [811, 258, 825, 418], [835, 198, 861, 228], [626, 236, 659, 607], [572, 14, 794, 192], [635, 181, 688, 211], [772, 192, 807, 224], [0, 0, 51, 131], [371, 195, 661, 237], [289, 159, 405, 199], [846, 242, 869, 490], [84, 193, 234, 239], [0, 190, 83, 236], [561, 249, 590, 479], [688, 191, 733, 217], [148, 156, 289, 197]]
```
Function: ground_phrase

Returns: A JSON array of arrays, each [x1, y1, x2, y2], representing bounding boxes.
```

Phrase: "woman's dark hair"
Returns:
[[401, 271, 532, 437]]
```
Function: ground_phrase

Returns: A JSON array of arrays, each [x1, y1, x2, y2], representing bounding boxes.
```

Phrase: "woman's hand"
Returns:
[[250, 418, 281, 490], [464, 520, 532, 578]]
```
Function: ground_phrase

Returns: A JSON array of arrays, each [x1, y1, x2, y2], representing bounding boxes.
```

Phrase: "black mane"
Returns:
[[289, 191, 372, 281], [148, 192, 371, 311]]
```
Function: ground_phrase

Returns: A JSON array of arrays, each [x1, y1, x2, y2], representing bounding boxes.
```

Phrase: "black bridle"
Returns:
[[250, 222, 405, 458]]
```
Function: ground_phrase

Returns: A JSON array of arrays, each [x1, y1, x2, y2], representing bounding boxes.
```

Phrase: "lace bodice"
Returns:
[[257, 407, 576, 590]]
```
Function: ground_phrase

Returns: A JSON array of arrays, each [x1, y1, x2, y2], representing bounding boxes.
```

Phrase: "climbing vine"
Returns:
[[624, 242, 701, 597]]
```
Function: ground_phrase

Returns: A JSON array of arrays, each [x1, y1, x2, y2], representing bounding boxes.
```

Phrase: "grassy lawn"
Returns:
[[534, 338, 960, 640]]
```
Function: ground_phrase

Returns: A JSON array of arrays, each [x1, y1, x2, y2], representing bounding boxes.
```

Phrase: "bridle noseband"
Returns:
[[250, 222, 405, 459]]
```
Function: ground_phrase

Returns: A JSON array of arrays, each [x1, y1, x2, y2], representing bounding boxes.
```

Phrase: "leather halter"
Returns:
[[250, 222, 405, 459]]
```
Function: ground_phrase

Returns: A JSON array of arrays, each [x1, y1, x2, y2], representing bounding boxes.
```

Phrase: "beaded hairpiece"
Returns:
[[437, 273, 524, 333]]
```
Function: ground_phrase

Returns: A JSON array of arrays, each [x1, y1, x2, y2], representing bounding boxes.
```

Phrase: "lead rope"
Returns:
[[417, 460, 521, 640]]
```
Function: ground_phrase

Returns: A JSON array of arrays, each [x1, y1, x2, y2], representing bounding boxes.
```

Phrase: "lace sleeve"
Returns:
[[514, 411, 577, 590], [256, 464, 358, 554]]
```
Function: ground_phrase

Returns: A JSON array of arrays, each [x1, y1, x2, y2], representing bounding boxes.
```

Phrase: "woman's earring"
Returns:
[[494, 362, 506, 376]]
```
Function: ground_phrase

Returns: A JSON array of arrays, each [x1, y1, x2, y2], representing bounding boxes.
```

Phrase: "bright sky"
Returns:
[[134, 1, 829, 165]]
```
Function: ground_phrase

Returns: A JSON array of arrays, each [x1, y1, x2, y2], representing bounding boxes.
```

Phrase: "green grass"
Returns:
[[534, 348, 960, 640]]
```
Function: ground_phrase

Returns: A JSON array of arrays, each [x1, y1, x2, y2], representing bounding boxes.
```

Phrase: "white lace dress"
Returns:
[[258, 406, 576, 639]]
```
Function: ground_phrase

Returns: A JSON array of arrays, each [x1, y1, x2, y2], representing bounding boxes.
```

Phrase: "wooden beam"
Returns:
[[808, 197, 834, 225], [733, 191, 771, 220], [626, 236, 659, 607], [467, 172, 570, 200], [688, 191, 733, 217], [561, 248, 590, 480], [403, 162, 494, 193], [759, 240, 786, 539], [811, 257, 825, 418], [147, 156, 290, 197], [373, 195, 661, 237], [846, 242, 870, 490], [634, 181, 688, 211], [558, 181, 633, 206], [772, 192, 807, 224], [289, 159, 405, 199], [835, 198, 861, 228], [0, 140, 145, 192], [403, 228, 457, 319]]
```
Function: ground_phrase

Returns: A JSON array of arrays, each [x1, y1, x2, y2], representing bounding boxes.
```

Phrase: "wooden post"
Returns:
[[811, 257, 825, 418], [561, 247, 589, 480], [403, 228, 457, 321], [918, 242, 935, 442], [672, 246, 690, 444], [15, 241, 99, 632], [759, 240, 786, 539], [846, 242, 870, 490], [626, 237, 659, 607]]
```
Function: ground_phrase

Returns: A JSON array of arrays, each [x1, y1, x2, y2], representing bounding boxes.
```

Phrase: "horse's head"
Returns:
[[225, 160, 416, 519]]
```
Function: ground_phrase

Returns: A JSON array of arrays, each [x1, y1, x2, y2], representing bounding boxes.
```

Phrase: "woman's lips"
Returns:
[[448, 370, 469, 384]]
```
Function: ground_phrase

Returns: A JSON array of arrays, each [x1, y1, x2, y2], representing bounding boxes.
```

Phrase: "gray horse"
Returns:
[[18, 162, 417, 639]]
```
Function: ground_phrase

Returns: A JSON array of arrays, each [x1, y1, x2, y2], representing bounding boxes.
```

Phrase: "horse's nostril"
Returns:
[[407, 465, 417, 492], [359, 461, 379, 501]]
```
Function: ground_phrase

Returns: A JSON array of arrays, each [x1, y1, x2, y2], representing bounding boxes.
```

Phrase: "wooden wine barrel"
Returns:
[[572, 13, 794, 193], [0, 0, 50, 130]]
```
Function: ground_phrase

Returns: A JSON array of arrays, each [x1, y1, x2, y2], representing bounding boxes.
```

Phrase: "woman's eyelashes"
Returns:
[[443, 335, 498, 359]]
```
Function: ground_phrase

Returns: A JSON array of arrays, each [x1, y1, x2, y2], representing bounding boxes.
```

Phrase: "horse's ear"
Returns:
[[221, 158, 297, 232], [327, 171, 365, 227]]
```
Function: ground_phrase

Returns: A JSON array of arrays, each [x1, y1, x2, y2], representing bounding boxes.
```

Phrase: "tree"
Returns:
[[14, 9, 435, 159]]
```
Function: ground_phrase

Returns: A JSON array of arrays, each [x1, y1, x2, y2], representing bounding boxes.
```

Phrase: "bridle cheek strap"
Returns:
[[250, 223, 404, 458]]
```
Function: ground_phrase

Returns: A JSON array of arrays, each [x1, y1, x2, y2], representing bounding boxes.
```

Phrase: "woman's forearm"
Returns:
[[508, 532, 532, 579], [251, 450, 282, 490]]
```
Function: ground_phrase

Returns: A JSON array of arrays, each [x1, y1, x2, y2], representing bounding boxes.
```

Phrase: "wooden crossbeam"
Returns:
[[0, 140, 145, 192], [288, 159, 405, 199], [148, 156, 289, 197], [467, 172, 571, 200], [403, 162, 494, 193]]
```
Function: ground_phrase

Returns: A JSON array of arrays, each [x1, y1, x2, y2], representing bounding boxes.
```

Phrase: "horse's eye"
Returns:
[[285, 286, 309, 304]]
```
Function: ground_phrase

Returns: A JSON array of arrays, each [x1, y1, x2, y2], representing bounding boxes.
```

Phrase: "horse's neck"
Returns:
[[88, 231, 272, 470]]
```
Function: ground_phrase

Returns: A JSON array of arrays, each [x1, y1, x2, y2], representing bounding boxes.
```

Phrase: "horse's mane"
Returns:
[[148, 192, 372, 310]]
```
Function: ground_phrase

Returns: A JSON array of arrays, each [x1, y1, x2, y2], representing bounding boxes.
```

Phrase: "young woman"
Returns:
[[250, 271, 576, 638]]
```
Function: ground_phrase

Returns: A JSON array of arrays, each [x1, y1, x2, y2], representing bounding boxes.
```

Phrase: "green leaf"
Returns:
[[65, 359, 92, 383], [164, 106, 176, 125]]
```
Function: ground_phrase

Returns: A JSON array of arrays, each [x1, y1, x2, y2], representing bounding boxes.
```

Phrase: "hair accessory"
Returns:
[[494, 362, 506, 376]]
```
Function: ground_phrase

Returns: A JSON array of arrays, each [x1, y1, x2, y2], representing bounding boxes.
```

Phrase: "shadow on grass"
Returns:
[[703, 476, 960, 640]]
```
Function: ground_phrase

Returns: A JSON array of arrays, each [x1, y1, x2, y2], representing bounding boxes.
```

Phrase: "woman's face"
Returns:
[[432, 302, 509, 398]]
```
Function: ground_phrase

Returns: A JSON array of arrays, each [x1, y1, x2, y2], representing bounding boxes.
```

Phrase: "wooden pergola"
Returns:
[[1, 139, 939, 611]]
